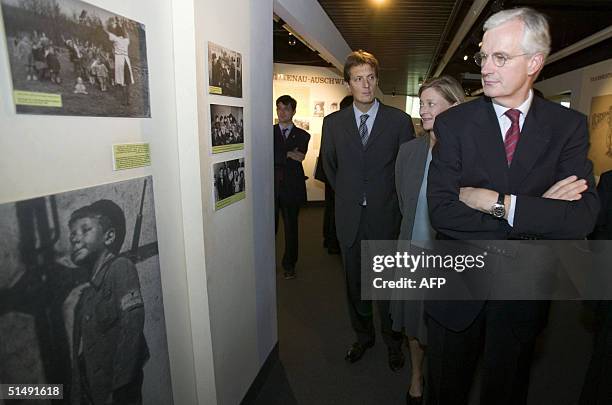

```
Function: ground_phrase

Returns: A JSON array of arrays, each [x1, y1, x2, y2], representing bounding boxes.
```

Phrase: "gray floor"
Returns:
[[254, 206, 595, 405]]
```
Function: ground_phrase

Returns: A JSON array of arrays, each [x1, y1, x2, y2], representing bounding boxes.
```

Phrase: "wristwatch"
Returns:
[[490, 193, 506, 218]]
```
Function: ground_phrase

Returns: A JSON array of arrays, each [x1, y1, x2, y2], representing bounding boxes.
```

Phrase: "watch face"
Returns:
[[492, 204, 505, 218]]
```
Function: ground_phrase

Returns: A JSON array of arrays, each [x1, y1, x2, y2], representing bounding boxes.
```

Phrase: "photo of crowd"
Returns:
[[213, 158, 246, 210], [210, 104, 244, 153], [208, 41, 242, 98], [1, 0, 150, 117]]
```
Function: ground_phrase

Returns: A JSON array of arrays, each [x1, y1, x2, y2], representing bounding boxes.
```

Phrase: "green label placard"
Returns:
[[14, 91, 62, 107], [212, 143, 244, 154], [112, 143, 151, 171], [209, 86, 222, 95], [215, 191, 245, 210]]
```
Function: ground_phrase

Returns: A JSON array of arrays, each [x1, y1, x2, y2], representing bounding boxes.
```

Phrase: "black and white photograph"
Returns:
[[0, 176, 173, 404], [208, 41, 242, 98], [1, 0, 150, 117], [213, 157, 245, 210], [313, 101, 324, 117], [294, 118, 310, 131], [210, 104, 244, 154]]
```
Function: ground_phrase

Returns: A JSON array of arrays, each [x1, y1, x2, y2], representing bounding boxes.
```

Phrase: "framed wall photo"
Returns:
[[207, 41, 242, 98], [212, 157, 245, 210], [1, 0, 151, 117], [0, 176, 173, 404], [589, 94, 612, 176], [210, 104, 244, 153]]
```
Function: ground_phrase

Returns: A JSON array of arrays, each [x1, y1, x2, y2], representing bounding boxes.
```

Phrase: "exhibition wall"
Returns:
[[0, 0, 278, 404], [0, 0, 203, 404], [536, 58, 612, 176], [0, 0, 357, 403], [273, 62, 349, 201]]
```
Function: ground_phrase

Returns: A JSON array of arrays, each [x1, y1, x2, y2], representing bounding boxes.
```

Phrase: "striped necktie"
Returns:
[[504, 109, 521, 166], [359, 114, 370, 146]]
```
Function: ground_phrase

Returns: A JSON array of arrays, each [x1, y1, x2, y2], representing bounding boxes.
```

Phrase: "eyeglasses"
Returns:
[[473, 51, 531, 67]]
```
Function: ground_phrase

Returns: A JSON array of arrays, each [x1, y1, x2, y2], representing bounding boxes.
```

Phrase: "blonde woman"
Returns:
[[390, 76, 465, 405]]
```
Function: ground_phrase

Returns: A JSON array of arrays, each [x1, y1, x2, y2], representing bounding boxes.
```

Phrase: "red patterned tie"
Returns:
[[504, 109, 521, 166]]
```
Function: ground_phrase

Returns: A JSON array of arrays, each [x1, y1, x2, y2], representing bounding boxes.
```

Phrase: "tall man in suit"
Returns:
[[426, 8, 599, 405], [274, 95, 310, 280], [322, 51, 414, 371]]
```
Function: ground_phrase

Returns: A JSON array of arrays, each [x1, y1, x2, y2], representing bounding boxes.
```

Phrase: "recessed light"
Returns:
[[463, 55, 468, 61]]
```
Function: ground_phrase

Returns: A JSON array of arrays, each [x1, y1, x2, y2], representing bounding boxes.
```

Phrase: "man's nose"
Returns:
[[481, 56, 494, 75]]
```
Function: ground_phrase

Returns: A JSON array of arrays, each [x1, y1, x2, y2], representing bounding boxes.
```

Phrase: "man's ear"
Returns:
[[104, 228, 116, 247], [527, 53, 545, 76]]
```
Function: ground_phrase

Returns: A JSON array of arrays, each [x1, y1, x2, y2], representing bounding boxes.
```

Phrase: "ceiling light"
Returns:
[[288, 33, 296, 46], [463, 55, 468, 61], [372, 0, 385, 4]]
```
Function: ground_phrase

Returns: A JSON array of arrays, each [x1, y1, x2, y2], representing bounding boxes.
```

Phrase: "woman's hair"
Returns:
[[343, 50, 379, 83], [418, 75, 465, 105]]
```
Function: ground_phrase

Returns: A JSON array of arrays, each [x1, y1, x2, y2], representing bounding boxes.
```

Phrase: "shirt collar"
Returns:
[[279, 123, 294, 132], [492, 89, 533, 119], [353, 98, 379, 120]]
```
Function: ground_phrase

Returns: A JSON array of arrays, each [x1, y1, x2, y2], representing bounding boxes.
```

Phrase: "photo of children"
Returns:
[[213, 158, 246, 210], [1, 0, 150, 117], [208, 41, 242, 98], [210, 104, 244, 153], [0, 176, 173, 404]]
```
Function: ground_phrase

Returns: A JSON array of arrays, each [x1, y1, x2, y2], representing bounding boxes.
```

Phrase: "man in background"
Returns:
[[274, 95, 310, 280]]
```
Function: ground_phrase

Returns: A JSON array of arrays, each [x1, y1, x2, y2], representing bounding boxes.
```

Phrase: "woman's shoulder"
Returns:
[[399, 135, 428, 155]]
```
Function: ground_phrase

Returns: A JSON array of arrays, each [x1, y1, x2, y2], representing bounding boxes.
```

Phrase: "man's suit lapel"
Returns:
[[364, 102, 389, 151], [341, 106, 363, 150], [509, 96, 551, 187], [473, 98, 510, 187]]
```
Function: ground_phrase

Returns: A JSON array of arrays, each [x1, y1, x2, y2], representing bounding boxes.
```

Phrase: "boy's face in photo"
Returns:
[[69, 216, 114, 265]]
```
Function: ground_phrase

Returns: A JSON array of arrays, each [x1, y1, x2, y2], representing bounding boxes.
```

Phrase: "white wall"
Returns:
[[193, 0, 276, 404], [536, 58, 612, 175], [0, 0, 206, 404], [1, 0, 278, 404]]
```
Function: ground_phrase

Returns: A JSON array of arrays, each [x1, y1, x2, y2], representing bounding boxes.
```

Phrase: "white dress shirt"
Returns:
[[491, 89, 534, 227]]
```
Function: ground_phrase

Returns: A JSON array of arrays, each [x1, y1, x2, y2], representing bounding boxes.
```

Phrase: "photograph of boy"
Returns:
[[0, 176, 173, 405], [68, 199, 149, 405]]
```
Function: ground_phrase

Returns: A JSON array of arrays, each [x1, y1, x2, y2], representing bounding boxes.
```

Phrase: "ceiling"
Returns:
[[273, 0, 612, 96]]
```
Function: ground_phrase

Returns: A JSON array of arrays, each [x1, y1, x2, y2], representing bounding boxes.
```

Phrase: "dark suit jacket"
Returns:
[[274, 124, 310, 205], [590, 170, 612, 240], [321, 102, 414, 246], [426, 95, 600, 331]]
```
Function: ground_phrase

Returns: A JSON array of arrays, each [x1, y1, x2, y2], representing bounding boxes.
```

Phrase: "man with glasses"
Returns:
[[426, 8, 599, 405], [322, 50, 414, 371]]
